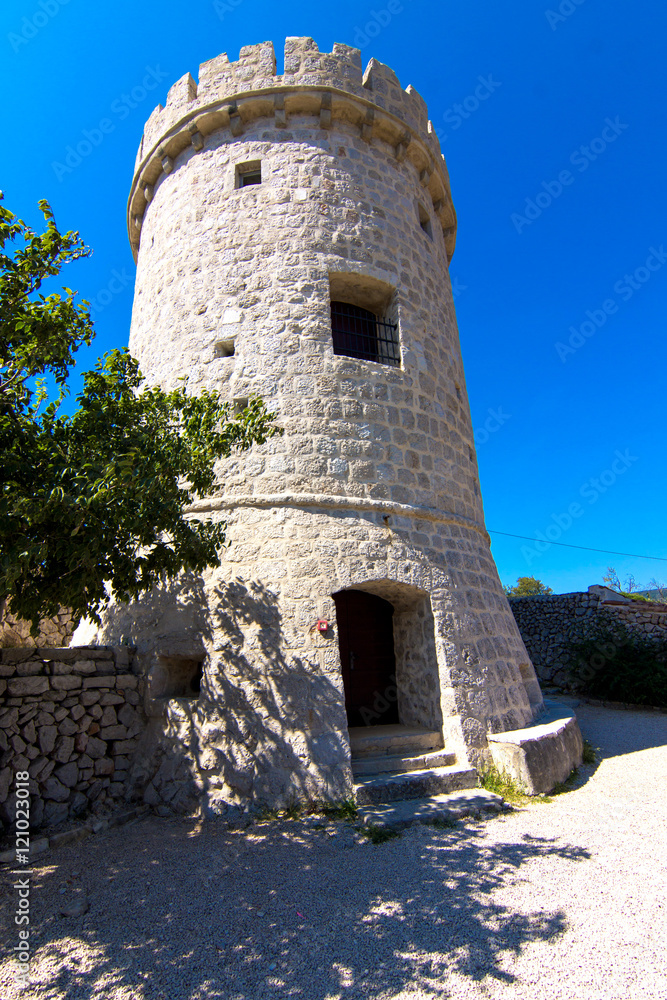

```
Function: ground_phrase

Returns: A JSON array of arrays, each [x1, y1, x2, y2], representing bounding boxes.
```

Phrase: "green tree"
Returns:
[[504, 576, 554, 597], [1, 198, 280, 631]]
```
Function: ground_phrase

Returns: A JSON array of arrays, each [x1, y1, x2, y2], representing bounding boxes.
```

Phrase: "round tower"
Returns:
[[89, 37, 545, 814]]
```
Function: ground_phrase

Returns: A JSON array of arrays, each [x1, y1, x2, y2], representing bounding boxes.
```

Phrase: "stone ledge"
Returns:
[[487, 699, 583, 795], [358, 789, 506, 830]]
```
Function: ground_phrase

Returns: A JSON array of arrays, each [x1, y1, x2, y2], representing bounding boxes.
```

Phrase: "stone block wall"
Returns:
[[0, 646, 146, 833], [509, 589, 667, 688], [0, 608, 74, 649]]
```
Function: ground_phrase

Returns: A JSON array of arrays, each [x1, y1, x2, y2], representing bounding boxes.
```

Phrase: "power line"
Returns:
[[487, 530, 667, 562]]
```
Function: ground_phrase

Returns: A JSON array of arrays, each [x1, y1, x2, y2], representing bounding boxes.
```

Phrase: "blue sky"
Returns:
[[1, 0, 665, 594]]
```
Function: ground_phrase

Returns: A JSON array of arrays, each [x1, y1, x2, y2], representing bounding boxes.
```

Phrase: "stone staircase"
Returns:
[[349, 725, 478, 807]]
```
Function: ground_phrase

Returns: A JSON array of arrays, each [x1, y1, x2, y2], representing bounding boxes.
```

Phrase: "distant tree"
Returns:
[[0, 198, 281, 632], [504, 576, 554, 597], [647, 578, 667, 602], [602, 567, 641, 593], [603, 567, 666, 602]]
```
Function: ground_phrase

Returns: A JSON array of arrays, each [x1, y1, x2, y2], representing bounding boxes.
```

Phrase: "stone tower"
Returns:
[[85, 37, 552, 815]]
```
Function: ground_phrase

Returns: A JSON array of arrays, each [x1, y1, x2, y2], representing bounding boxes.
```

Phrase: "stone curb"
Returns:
[[0, 805, 150, 866]]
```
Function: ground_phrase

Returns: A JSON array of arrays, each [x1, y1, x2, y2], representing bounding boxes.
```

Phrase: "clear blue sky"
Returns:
[[2, 0, 665, 595]]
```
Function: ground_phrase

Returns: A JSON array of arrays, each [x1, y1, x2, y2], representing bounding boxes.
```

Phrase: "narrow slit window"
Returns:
[[418, 203, 432, 238]]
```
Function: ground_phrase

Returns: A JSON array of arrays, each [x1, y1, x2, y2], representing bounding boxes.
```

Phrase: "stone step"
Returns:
[[352, 749, 456, 778], [349, 724, 443, 759], [354, 764, 478, 806], [358, 789, 505, 831]]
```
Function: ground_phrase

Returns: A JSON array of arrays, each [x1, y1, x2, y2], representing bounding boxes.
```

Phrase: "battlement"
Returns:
[[128, 37, 457, 261], [154, 37, 431, 141]]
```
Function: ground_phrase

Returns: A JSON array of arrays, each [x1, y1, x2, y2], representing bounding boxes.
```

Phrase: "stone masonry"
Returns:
[[0, 647, 145, 834], [75, 37, 551, 816], [509, 586, 667, 689], [0, 607, 74, 649]]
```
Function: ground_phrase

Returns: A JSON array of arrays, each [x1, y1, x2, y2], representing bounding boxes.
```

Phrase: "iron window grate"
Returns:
[[330, 301, 400, 367]]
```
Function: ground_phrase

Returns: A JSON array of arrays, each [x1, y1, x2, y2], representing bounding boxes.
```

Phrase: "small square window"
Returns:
[[215, 339, 235, 358], [233, 396, 249, 416], [155, 656, 203, 699], [236, 160, 262, 188]]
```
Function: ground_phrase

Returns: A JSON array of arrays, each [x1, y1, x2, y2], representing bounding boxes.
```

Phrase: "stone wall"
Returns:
[[509, 588, 667, 688], [0, 608, 74, 649], [0, 646, 146, 834]]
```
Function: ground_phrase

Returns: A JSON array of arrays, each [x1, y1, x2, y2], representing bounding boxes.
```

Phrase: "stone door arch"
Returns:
[[333, 580, 443, 732], [333, 589, 399, 726]]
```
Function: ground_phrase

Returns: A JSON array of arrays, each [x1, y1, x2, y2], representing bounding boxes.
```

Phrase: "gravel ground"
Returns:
[[1, 703, 666, 1000]]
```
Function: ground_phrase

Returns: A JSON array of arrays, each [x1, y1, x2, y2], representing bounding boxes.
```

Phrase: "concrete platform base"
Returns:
[[487, 699, 584, 795], [359, 789, 505, 830]]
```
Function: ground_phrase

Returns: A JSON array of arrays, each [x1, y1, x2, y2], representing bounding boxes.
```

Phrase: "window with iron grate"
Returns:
[[330, 301, 400, 367]]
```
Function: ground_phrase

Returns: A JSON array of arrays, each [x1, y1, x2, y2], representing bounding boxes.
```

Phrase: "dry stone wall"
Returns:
[[509, 589, 667, 688], [0, 646, 146, 833], [0, 608, 73, 649]]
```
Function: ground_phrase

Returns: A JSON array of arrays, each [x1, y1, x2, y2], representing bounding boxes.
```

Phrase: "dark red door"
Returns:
[[333, 590, 399, 727]]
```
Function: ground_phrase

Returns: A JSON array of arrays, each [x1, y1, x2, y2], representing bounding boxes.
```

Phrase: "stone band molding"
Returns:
[[186, 492, 490, 538]]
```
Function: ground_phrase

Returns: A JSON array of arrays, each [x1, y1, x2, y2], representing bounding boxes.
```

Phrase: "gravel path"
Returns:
[[1, 703, 666, 1000]]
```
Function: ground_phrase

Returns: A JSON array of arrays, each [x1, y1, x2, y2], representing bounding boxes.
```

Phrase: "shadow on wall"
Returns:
[[16, 818, 592, 1000], [129, 576, 352, 818]]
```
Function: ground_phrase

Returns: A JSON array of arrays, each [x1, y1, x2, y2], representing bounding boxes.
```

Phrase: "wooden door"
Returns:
[[333, 590, 399, 726]]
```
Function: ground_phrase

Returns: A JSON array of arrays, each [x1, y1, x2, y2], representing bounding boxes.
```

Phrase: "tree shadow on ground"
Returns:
[[0, 816, 591, 1000]]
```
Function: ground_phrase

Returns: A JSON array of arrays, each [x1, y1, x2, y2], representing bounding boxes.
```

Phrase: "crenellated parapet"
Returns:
[[127, 37, 457, 261]]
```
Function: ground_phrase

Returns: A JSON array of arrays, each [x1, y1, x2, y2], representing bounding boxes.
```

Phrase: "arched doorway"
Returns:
[[333, 589, 399, 726]]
